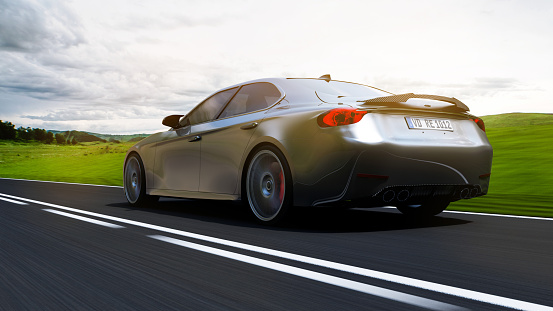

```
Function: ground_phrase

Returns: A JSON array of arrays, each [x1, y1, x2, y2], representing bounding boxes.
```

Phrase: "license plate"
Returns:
[[405, 117, 454, 131]]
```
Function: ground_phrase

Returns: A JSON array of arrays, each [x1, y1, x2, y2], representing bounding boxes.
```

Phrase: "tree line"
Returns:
[[0, 120, 77, 145]]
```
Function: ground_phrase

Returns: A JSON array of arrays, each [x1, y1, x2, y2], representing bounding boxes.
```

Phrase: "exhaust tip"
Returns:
[[383, 190, 395, 203], [460, 188, 470, 199], [397, 189, 410, 202]]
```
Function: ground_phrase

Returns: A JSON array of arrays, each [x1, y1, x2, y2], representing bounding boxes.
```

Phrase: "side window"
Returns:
[[186, 87, 238, 125], [218, 83, 281, 119]]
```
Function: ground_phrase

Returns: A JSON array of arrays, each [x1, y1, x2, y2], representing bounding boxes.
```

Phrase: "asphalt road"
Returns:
[[0, 178, 552, 311]]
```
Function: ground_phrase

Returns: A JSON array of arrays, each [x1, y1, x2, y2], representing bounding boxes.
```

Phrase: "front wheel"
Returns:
[[396, 200, 449, 217], [244, 147, 292, 224], [124, 154, 158, 207]]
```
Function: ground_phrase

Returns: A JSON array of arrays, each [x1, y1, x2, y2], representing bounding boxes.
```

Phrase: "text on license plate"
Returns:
[[405, 117, 454, 131]]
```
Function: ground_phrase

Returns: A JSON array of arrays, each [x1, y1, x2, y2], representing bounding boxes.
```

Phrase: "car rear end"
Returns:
[[274, 78, 492, 215], [339, 105, 492, 209]]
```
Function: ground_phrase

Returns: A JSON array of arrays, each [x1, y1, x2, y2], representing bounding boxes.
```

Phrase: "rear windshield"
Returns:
[[288, 78, 391, 98]]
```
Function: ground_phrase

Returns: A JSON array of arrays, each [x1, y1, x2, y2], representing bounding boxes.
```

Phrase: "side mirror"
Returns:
[[162, 115, 184, 128]]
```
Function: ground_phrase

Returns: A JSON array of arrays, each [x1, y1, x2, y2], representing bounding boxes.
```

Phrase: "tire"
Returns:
[[124, 154, 159, 207], [396, 200, 449, 217], [244, 146, 292, 224]]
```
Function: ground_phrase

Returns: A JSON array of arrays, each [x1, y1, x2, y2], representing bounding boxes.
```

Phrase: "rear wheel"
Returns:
[[124, 154, 158, 207], [396, 200, 449, 217], [245, 146, 292, 224]]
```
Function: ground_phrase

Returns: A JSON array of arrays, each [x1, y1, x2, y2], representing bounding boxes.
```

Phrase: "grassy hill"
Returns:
[[481, 113, 553, 194], [448, 113, 553, 217], [482, 112, 553, 128], [64, 130, 106, 143]]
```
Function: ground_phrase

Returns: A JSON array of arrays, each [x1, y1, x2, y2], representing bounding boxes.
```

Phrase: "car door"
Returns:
[[198, 82, 283, 194], [153, 125, 200, 191], [153, 87, 238, 192]]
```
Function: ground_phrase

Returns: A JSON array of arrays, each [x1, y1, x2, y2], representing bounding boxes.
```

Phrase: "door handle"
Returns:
[[240, 122, 258, 130], [189, 135, 201, 142]]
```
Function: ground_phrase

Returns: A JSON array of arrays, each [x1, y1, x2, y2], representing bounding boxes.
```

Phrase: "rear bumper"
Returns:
[[294, 142, 492, 207]]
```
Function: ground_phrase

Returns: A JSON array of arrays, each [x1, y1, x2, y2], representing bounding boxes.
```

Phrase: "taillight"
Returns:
[[318, 108, 368, 127], [470, 117, 486, 132]]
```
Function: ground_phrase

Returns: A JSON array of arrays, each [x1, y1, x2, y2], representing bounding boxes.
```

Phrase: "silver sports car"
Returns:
[[124, 75, 492, 223]]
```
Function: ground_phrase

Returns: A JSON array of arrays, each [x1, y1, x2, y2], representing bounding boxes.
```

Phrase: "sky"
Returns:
[[0, 0, 552, 134]]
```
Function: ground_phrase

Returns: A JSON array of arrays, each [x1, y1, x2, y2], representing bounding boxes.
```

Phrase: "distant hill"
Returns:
[[48, 130, 151, 143], [481, 113, 553, 128], [63, 130, 106, 143], [128, 136, 146, 142], [84, 132, 150, 142]]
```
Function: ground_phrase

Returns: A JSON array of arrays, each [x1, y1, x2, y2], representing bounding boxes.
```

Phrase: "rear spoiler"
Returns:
[[359, 93, 469, 112]]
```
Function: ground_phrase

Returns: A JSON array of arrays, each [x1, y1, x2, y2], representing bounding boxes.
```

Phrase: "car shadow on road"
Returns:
[[107, 198, 471, 233], [282, 206, 471, 233]]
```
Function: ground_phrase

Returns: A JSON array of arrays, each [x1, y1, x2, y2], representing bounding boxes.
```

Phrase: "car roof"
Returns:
[[219, 77, 392, 103]]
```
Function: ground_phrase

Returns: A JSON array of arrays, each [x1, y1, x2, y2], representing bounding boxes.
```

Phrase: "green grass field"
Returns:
[[0, 141, 131, 186], [1, 113, 552, 217], [448, 114, 553, 217]]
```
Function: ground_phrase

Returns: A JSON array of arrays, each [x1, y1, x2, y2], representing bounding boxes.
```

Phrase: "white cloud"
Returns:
[[0, 0, 85, 52], [1, 0, 553, 134]]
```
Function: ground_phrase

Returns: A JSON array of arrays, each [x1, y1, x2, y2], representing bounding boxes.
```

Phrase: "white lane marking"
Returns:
[[149, 235, 465, 311], [43, 209, 125, 229], [0, 196, 29, 205], [1, 192, 551, 310], [0, 177, 123, 188], [1, 177, 551, 221], [444, 210, 553, 221], [379, 206, 553, 221]]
